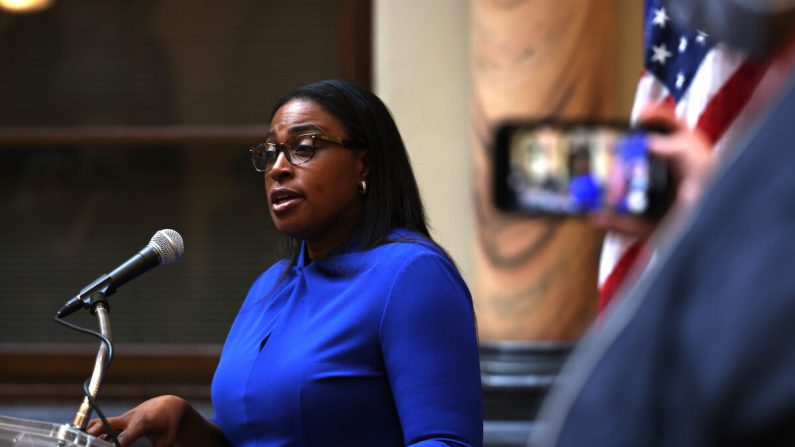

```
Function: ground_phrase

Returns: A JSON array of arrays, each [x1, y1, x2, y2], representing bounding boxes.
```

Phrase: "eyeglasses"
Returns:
[[250, 133, 362, 173]]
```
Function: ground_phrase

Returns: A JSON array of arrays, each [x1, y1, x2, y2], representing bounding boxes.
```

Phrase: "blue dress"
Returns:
[[211, 229, 483, 447]]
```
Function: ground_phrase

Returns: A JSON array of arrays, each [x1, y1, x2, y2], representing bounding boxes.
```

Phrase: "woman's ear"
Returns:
[[355, 150, 370, 195], [356, 149, 369, 180]]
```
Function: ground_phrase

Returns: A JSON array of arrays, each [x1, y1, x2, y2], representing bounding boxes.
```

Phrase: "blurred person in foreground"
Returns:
[[533, 0, 795, 445], [88, 79, 483, 447]]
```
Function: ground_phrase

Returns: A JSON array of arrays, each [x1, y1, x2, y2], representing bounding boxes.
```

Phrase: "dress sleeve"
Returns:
[[379, 253, 483, 447]]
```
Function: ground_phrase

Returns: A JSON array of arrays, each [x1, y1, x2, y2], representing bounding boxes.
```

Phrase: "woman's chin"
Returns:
[[271, 219, 307, 240]]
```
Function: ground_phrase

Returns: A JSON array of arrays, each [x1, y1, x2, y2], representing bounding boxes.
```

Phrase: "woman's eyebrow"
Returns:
[[288, 123, 322, 134], [265, 124, 322, 141]]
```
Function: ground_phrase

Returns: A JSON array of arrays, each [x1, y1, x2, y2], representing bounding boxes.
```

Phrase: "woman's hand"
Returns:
[[86, 395, 230, 447], [590, 105, 716, 239]]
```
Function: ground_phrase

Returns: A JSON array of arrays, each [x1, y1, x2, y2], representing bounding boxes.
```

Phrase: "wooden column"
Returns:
[[471, 0, 617, 342]]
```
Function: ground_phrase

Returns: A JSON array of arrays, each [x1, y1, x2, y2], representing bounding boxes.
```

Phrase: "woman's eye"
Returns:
[[293, 141, 314, 156]]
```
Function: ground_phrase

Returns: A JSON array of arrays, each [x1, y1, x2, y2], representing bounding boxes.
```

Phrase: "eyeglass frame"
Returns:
[[249, 133, 365, 173]]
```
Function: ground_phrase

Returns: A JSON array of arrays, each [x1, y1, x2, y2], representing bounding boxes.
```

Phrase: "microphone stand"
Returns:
[[71, 300, 112, 430], [51, 296, 115, 446]]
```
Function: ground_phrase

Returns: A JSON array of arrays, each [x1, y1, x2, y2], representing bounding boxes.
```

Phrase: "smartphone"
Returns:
[[493, 120, 674, 219]]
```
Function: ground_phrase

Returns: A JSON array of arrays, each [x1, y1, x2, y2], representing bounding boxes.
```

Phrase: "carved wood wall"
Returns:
[[471, 0, 617, 341]]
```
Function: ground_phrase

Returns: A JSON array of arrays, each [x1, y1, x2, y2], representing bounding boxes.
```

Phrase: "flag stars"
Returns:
[[651, 44, 673, 65], [652, 7, 670, 28], [679, 37, 688, 53], [643, 4, 714, 102], [676, 72, 685, 89]]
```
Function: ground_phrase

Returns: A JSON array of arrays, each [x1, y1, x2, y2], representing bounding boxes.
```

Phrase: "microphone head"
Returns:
[[148, 229, 184, 265]]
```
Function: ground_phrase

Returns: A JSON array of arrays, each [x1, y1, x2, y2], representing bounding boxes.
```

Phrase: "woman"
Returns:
[[88, 79, 483, 447]]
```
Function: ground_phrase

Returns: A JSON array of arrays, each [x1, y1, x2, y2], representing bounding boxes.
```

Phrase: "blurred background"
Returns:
[[0, 1, 641, 445]]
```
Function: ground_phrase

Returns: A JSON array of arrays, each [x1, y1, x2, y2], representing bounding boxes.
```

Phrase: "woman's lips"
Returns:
[[270, 189, 303, 214], [272, 196, 302, 214]]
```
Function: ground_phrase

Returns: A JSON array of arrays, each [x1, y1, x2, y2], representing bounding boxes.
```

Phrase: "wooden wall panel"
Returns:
[[471, 0, 617, 341]]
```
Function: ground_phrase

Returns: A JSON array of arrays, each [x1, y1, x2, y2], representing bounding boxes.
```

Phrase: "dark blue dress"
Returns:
[[211, 230, 483, 446]]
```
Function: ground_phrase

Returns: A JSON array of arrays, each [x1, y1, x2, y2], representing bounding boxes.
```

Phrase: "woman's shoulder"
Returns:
[[234, 258, 299, 315], [362, 229, 460, 280], [368, 229, 447, 261], [245, 259, 292, 298]]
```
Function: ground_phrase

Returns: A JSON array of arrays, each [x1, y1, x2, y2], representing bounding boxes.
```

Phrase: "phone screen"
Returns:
[[494, 121, 672, 218]]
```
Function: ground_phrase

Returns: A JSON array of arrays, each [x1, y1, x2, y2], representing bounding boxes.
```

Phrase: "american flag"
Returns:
[[598, 0, 794, 311]]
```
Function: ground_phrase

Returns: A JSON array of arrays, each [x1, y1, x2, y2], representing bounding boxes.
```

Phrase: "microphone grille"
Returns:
[[148, 229, 184, 265]]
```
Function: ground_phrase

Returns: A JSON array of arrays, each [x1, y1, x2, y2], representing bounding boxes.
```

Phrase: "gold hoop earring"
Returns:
[[360, 180, 367, 195]]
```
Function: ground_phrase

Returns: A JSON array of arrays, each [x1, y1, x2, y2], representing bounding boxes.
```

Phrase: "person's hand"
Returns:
[[86, 395, 192, 447], [590, 105, 716, 239], [647, 116, 716, 216]]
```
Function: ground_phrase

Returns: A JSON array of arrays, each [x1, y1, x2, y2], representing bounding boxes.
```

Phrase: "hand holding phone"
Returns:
[[494, 120, 675, 220]]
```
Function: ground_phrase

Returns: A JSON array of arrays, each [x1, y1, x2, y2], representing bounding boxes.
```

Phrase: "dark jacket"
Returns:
[[537, 71, 795, 447]]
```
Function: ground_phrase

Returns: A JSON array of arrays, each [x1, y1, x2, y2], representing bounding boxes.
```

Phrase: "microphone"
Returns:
[[56, 229, 184, 318]]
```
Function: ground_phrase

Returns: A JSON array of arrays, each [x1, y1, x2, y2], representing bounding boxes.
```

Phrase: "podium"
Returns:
[[0, 415, 112, 447]]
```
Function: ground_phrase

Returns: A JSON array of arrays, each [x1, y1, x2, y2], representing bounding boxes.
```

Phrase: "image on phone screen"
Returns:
[[495, 122, 671, 218]]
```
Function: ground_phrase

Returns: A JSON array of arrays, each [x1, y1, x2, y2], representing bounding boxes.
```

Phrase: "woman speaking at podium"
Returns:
[[88, 79, 483, 447]]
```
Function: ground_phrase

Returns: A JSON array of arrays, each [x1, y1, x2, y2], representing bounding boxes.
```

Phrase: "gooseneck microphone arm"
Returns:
[[70, 301, 113, 430]]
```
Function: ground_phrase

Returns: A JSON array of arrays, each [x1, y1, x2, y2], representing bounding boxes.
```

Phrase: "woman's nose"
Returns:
[[270, 150, 292, 179]]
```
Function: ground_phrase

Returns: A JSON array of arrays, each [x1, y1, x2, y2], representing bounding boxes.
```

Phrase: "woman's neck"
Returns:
[[304, 220, 361, 261]]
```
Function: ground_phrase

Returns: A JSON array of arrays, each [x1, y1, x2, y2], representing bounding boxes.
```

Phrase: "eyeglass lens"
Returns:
[[251, 135, 317, 172]]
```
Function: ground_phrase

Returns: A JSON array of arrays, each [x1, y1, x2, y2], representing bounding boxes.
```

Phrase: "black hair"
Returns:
[[269, 79, 434, 266]]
